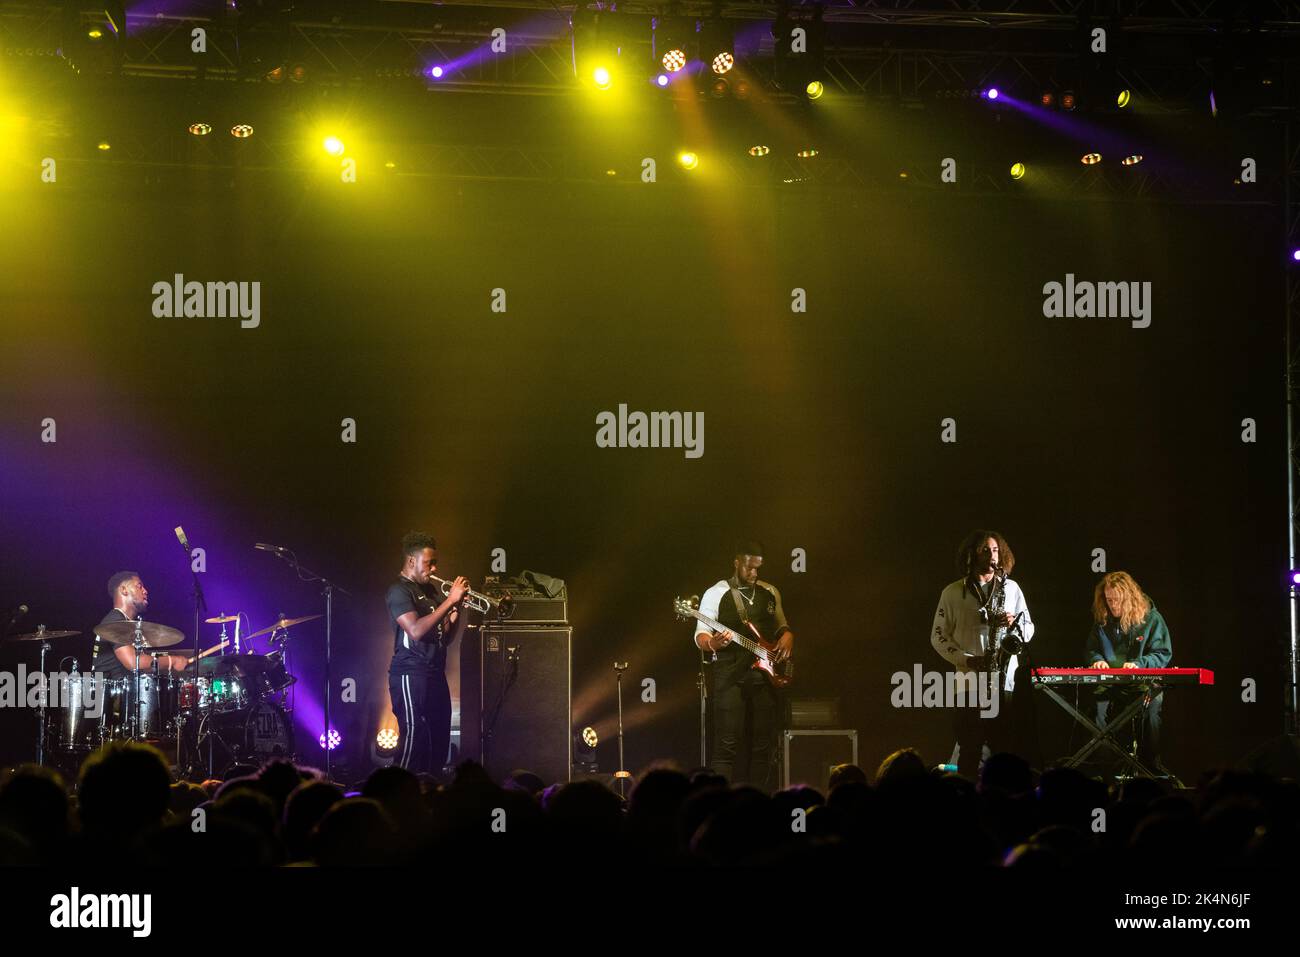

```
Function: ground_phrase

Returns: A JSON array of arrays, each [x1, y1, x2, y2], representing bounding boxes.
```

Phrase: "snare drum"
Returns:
[[105, 672, 178, 740]]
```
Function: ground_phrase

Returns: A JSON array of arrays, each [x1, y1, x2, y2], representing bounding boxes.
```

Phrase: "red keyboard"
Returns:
[[1032, 667, 1214, 686]]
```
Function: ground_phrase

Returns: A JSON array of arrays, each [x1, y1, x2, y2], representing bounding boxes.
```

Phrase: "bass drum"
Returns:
[[196, 701, 295, 773]]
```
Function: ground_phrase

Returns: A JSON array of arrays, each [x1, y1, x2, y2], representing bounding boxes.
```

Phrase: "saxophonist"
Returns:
[[930, 530, 1034, 777], [387, 532, 469, 774]]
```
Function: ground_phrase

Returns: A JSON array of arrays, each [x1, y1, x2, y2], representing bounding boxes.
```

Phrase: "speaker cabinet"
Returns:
[[459, 625, 572, 786]]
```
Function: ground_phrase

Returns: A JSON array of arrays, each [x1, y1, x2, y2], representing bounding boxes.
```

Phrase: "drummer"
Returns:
[[93, 571, 193, 676]]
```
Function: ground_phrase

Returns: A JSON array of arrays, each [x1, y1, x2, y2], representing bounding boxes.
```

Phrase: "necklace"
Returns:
[[739, 585, 756, 606]]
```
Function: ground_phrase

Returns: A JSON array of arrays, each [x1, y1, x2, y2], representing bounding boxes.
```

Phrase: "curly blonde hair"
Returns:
[[1091, 571, 1151, 632]]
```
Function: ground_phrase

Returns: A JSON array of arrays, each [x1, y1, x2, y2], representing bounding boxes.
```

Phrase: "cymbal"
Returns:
[[94, 620, 185, 648], [205, 614, 240, 624], [7, 627, 81, 642], [245, 614, 321, 641]]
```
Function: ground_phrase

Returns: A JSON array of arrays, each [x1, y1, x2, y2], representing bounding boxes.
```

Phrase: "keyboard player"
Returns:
[[1085, 571, 1173, 774]]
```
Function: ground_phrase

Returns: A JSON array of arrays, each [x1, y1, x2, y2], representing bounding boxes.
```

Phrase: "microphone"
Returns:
[[175, 526, 191, 554], [254, 543, 286, 553]]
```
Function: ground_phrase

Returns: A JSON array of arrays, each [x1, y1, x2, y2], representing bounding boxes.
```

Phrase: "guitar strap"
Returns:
[[727, 578, 752, 628]]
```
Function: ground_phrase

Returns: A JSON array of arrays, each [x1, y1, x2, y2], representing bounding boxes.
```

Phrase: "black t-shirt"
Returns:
[[92, 609, 130, 678], [712, 582, 780, 684], [387, 578, 447, 676]]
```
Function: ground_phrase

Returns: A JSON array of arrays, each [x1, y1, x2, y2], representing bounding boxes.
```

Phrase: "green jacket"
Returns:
[[1085, 602, 1172, 669]]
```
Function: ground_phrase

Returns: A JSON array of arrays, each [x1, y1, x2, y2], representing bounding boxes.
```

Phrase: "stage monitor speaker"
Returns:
[[460, 625, 572, 786]]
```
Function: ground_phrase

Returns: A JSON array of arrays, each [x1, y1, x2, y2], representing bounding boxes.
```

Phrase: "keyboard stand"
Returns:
[[1033, 681, 1171, 782]]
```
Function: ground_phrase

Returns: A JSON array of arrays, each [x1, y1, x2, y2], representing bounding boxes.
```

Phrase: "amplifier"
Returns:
[[495, 596, 568, 624], [787, 697, 841, 728], [459, 626, 572, 786]]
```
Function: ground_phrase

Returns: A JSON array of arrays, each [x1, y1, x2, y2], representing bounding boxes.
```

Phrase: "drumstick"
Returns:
[[158, 640, 230, 660]]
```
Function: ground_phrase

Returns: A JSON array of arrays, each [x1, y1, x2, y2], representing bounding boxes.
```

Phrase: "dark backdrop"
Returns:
[[0, 118, 1288, 781]]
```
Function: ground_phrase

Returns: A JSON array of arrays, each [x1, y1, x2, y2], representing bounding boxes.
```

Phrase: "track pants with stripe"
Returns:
[[389, 671, 451, 774]]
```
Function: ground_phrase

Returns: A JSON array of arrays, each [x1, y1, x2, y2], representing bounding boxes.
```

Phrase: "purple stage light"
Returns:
[[1291, 570, 1300, 586], [318, 729, 342, 751], [1292, 249, 1300, 262], [428, 66, 444, 79], [986, 88, 999, 100], [656, 74, 669, 87]]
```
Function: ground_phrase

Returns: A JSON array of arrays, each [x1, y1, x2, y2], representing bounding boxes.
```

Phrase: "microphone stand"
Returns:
[[697, 648, 710, 768], [260, 546, 351, 780], [178, 535, 209, 777], [614, 661, 631, 798]]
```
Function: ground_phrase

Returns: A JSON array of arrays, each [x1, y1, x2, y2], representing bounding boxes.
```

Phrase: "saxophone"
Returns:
[[985, 571, 1025, 679]]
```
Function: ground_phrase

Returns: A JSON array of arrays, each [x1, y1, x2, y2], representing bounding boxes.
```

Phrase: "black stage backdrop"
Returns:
[[0, 141, 1287, 782]]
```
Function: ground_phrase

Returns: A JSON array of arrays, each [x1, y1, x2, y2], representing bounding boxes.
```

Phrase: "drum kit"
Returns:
[[11, 611, 320, 778]]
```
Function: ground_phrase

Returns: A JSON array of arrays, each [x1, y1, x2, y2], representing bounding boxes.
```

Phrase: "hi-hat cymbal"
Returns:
[[245, 614, 321, 641], [205, 614, 240, 624], [94, 620, 185, 648], [8, 627, 81, 642]]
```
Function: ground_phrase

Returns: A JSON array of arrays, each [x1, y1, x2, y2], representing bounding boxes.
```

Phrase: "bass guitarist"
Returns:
[[694, 542, 794, 790]]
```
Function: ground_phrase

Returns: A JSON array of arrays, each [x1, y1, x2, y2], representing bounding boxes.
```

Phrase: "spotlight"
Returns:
[[188, 123, 212, 136], [708, 76, 729, 97], [806, 80, 824, 100], [748, 145, 770, 157], [678, 151, 699, 170], [733, 78, 752, 99], [289, 64, 307, 83], [88, 29, 103, 40], [376, 728, 398, 751], [428, 65, 444, 79], [985, 87, 999, 100], [231, 124, 254, 138], [796, 148, 818, 158], [1061, 90, 1077, 111], [655, 16, 693, 74], [1117, 89, 1132, 108], [1290, 568, 1300, 586], [700, 17, 734, 76], [1010, 162, 1026, 179], [96, 141, 111, 151], [1081, 152, 1102, 165], [574, 727, 599, 773], [1293, 249, 1300, 263], [265, 66, 284, 84], [656, 73, 669, 87], [1040, 91, 1054, 106], [323, 136, 345, 156], [1121, 154, 1144, 166], [593, 66, 612, 89], [318, 729, 342, 751]]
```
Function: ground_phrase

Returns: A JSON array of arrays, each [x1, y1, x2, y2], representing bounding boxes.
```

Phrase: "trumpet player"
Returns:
[[387, 531, 469, 774]]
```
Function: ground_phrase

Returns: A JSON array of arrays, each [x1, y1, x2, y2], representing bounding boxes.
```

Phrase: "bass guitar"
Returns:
[[673, 595, 793, 688]]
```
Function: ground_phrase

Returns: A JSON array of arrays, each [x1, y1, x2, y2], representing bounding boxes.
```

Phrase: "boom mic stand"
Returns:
[[259, 545, 351, 780]]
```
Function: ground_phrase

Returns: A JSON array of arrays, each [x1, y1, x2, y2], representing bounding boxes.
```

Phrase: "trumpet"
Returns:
[[427, 574, 505, 616]]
